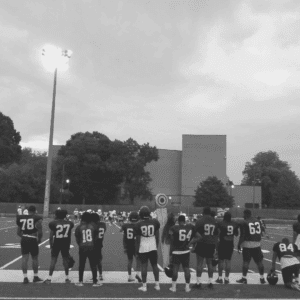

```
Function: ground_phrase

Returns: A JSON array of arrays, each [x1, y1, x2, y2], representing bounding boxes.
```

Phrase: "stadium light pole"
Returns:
[[42, 46, 72, 218]]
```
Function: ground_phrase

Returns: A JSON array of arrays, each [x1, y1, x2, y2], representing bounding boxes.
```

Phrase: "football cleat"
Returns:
[[138, 286, 147, 292], [185, 286, 191, 292], [93, 281, 103, 287], [169, 287, 176, 292], [192, 283, 202, 289], [260, 277, 266, 284], [207, 283, 214, 289], [215, 278, 223, 284], [135, 274, 142, 283], [267, 272, 278, 285], [23, 277, 29, 284], [236, 277, 247, 284], [154, 284, 160, 291], [224, 278, 230, 284], [75, 281, 83, 287], [65, 278, 71, 283], [99, 275, 103, 281], [33, 276, 43, 283], [43, 279, 51, 284]]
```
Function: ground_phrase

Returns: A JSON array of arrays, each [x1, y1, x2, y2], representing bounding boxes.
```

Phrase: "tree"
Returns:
[[194, 176, 234, 208], [116, 138, 159, 204], [269, 169, 300, 208], [0, 112, 22, 166], [54, 131, 122, 204], [241, 151, 295, 208]]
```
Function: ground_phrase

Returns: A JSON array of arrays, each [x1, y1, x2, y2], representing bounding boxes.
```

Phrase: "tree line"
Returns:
[[1, 111, 300, 208]]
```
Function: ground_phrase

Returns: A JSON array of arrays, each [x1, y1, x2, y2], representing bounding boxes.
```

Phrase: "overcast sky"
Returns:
[[1, 0, 300, 185]]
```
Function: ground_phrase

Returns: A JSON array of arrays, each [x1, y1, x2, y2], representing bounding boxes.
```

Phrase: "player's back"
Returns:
[[136, 218, 160, 253], [75, 222, 97, 248], [49, 218, 74, 242], [171, 223, 195, 252], [122, 222, 137, 246], [17, 214, 42, 237], [95, 221, 106, 248], [218, 220, 238, 242], [195, 215, 218, 244], [241, 217, 262, 242]]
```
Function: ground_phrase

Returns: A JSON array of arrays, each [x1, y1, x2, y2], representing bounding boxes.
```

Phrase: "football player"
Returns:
[[215, 212, 239, 284], [236, 209, 265, 284], [16, 205, 43, 283], [92, 213, 106, 281], [293, 214, 300, 251], [74, 212, 102, 287], [189, 207, 218, 289], [135, 206, 160, 292], [169, 215, 195, 293], [74, 208, 79, 222], [271, 238, 300, 291], [17, 206, 22, 216], [23, 208, 28, 215], [44, 209, 74, 284], [120, 211, 142, 282]]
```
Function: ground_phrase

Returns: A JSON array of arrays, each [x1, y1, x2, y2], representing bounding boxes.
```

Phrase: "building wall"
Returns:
[[230, 185, 262, 208], [144, 149, 182, 205], [181, 135, 227, 196]]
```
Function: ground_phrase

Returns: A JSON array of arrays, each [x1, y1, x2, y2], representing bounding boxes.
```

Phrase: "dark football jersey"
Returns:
[[195, 215, 218, 244], [218, 220, 239, 242], [49, 219, 74, 242], [16, 214, 43, 236], [135, 218, 160, 237], [75, 222, 97, 248], [122, 223, 137, 247], [169, 223, 195, 251], [240, 217, 262, 242], [273, 242, 298, 260], [95, 221, 106, 248], [293, 222, 300, 234]]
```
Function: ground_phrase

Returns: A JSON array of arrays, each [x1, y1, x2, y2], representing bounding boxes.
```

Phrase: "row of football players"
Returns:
[[16, 205, 300, 292]]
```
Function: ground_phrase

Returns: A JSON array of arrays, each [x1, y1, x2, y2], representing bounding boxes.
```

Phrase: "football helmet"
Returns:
[[68, 255, 75, 269], [164, 264, 173, 278], [139, 206, 150, 219], [267, 272, 278, 285], [129, 211, 139, 222]]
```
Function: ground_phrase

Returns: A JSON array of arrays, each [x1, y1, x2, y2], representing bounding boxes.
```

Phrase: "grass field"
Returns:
[[0, 216, 299, 299]]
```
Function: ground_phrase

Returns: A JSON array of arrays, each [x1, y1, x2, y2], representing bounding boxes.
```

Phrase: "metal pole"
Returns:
[[252, 171, 256, 213], [59, 164, 65, 205], [43, 68, 58, 218]]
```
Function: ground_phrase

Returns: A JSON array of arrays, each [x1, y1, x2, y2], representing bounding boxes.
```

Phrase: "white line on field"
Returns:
[[0, 226, 17, 231], [263, 257, 281, 265], [0, 238, 49, 270]]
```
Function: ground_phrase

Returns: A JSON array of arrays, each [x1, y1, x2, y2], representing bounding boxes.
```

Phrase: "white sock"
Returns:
[[48, 275, 52, 280], [197, 277, 201, 284], [23, 274, 27, 279], [185, 283, 190, 289], [155, 281, 159, 286], [243, 276, 247, 279], [260, 275, 264, 279], [172, 281, 176, 289], [143, 283, 147, 288], [208, 278, 212, 284], [225, 277, 229, 280], [65, 275, 69, 279]]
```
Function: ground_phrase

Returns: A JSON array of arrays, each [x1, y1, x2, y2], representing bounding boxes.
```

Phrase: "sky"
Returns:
[[1, 0, 300, 185]]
